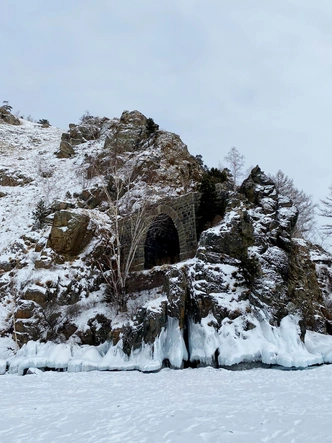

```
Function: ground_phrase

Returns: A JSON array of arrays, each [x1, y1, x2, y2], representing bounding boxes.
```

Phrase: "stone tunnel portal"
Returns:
[[144, 213, 180, 269]]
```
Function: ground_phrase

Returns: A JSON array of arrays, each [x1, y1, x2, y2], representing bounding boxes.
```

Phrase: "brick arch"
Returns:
[[149, 204, 187, 258], [143, 211, 180, 269], [127, 193, 198, 271], [133, 205, 186, 271]]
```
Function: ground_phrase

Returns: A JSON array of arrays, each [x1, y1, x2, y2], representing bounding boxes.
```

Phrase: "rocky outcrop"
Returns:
[[0, 107, 20, 125], [287, 240, 324, 331], [57, 110, 202, 199], [56, 116, 111, 158], [47, 210, 95, 255], [104, 110, 149, 154], [103, 111, 202, 194]]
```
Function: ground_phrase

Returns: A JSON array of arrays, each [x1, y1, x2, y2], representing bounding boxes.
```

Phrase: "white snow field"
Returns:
[[1, 366, 332, 443]]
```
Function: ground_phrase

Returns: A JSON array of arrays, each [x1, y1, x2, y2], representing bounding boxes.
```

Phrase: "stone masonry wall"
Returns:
[[122, 193, 198, 271]]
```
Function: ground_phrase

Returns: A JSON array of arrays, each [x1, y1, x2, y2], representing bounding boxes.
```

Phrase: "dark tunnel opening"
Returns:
[[144, 214, 180, 269]]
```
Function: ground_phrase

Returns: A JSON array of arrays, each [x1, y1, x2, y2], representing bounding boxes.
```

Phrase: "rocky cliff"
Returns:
[[104, 166, 332, 369], [1, 109, 332, 372]]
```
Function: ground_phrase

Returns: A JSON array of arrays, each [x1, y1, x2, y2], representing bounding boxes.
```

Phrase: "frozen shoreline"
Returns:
[[2, 316, 332, 376]]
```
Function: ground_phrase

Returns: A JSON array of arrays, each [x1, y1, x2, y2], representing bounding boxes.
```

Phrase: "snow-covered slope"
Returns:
[[0, 120, 63, 251]]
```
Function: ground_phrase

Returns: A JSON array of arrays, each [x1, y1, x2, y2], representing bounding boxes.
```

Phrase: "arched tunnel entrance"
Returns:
[[144, 213, 180, 269]]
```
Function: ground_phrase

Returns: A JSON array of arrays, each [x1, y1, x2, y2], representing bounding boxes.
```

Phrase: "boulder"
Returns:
[[57, 141, 75, 158], [120, 110, 147, 126], [47, 210, 94, 255], [22, 287, 48, 308]]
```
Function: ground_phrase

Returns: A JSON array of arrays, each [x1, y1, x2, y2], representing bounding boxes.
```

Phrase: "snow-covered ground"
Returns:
[[1, 366, 332, 442]]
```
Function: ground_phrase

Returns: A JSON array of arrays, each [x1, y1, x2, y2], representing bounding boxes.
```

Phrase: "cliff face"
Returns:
[[1, 109, 332, 371], [107, 166, 331, 369]]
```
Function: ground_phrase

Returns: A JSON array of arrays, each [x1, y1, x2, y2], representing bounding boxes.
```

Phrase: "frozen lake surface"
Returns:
[[1, 365, 332, 442]]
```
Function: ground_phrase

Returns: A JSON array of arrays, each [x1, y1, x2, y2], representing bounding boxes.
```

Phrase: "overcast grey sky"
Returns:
[[2, 0, 332, 214]]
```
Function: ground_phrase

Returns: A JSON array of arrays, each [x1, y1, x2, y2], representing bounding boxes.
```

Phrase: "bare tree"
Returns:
[[85, 116, 169, 311], [97, 158, 151, 311], [320, 184, 332, 235], [224, 146, 245, 189], [270, 170, 317, 239], [35, 155, 63, 205], [8, 280, 19, 350]]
